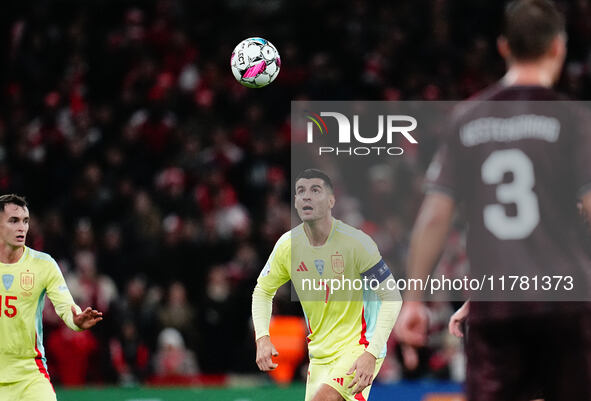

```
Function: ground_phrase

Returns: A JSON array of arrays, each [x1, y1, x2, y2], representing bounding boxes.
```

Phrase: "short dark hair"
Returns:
[[504, 0, 565, 61], [295, 169, 334, 192], [0, 194, 28, 212]]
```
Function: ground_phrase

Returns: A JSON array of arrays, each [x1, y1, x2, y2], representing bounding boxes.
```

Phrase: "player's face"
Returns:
[[294, 178, 335, 222], [0, 204, 29, 248]]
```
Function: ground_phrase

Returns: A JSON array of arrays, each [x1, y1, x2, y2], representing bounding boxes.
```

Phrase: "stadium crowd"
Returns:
[[1, 0, 590, 386]]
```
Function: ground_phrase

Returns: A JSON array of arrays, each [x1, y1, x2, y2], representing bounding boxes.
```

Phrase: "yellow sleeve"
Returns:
[[355, 232, 382, 275], [366, 275, 402, 358], [46, 259, 83, 332], [252, 233, 291, 340], [355, 231, 401, 357]]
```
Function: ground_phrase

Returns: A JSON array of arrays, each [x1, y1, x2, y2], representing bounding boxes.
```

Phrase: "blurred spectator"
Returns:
[[152, 328, 198, 380], [67, 250, 118, 314], [110, 321, 150, 386], [97, 224, 131, 290], [47, 325, 99, 386], [111, 276, 160, 350], [199, 266, 234, 373], [157, 281, 196, 349]]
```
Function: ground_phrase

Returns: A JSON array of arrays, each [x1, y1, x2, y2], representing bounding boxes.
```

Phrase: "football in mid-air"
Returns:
[[231, 37, 281, 88]]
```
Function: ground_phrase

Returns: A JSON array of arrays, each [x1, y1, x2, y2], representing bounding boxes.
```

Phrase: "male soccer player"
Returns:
[[0, 194, 103, 401], [252, 169, 401, 401], [396, 1, 591, 400]]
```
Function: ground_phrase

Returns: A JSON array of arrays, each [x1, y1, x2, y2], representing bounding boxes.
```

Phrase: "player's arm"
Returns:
[[46, 259, 102, 331], [363, 260, 402, 359], [396, 192, 456, 346], [349, 266, 402, 394], [348, 237, 402, 394], [252, 237, 290, 371], [406, 192, 456, 299]]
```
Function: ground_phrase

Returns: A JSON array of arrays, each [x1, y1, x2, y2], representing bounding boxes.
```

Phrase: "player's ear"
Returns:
[[547, 34, 566, 59], [497, 36, 511, 61], [328, 194, 335, 209]]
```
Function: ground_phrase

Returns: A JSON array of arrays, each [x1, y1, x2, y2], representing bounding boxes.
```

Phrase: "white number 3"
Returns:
[[481, 149, 540, 240]]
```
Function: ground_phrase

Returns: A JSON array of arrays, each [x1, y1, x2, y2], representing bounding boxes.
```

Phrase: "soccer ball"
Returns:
[[231, 37, 281, 88]]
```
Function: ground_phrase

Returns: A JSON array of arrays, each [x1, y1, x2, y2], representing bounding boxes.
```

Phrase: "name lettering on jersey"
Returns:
[[2, 274, 14, 291], [297, 262, 309, 272], [20, 271, 34, 291], [459, 115, 560, 147], [314, 259, 325, 275], [331, 253, 344, 274]]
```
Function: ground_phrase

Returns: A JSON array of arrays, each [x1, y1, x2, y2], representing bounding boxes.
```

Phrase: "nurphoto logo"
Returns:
[[305, 111, 418, 156]]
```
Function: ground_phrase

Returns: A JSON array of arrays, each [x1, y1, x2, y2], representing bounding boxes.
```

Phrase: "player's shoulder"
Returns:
[[26, 247, 59, 270], [468, 82, 565, 101], [275, 227, 293, 246], [275, 224, 307, 248], [333, 220, 378, 252], [454, 83, 566, 121]]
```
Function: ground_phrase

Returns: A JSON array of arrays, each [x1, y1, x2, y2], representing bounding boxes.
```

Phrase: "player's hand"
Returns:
[[401, 344, 419, 371], [255, 335, 279, 371], [394, 301, 429, 347], [448, 301, 470, 338], [449, 311, 466, 338], [72, 306, 103, 330], [347, 351, 376, 394]]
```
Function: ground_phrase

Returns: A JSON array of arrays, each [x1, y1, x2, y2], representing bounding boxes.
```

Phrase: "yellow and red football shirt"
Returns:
[[0, 247, 81, 383], [255, 218, 388, 361]]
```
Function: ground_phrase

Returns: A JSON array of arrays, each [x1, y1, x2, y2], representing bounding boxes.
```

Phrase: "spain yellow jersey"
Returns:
[[256, 218, 387, 361], [0, 247, 81, 383]]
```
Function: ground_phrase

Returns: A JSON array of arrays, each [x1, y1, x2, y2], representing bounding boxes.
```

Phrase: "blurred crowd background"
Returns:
[[1, 0, 590, 387]]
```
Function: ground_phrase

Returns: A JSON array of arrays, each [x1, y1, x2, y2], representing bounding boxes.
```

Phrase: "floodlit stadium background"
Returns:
[[1, 0, 589, 400]]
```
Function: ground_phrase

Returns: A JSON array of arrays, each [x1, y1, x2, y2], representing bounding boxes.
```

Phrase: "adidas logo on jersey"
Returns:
[[297, 262, 308, 272], [332, 377, 344, 386]]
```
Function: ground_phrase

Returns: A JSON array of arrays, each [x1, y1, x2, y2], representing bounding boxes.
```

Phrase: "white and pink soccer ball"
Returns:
[[231, 37, 281, 88]]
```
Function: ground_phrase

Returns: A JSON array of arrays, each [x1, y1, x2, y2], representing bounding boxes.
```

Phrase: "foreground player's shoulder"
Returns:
[[334, 220, 379, 254], [27, 247, 60, 271]]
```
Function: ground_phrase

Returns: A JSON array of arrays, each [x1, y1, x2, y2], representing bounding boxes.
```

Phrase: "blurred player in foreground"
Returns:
[[252, 169, 401, 401], [0, 194, 103, 401], [396, 0, 591, 400]]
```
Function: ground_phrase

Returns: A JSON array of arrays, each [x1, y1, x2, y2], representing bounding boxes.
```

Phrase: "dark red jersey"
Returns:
[[426, 84, 591, 320]]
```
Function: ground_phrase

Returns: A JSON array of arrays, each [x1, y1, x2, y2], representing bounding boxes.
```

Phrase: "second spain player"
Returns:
[[252, 169, 401, 401], [0, 194, 103, 401]]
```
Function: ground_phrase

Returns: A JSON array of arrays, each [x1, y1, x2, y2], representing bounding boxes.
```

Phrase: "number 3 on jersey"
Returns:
[[482, 149, 540, 240], [0, 295, 18, 317]]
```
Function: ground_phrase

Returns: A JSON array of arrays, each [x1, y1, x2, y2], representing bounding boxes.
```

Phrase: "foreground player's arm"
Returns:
[[252, 234, 290, 371], [47, 259, 102, 331], [396, 193, 455, 346], [406, 193, 455, 299]]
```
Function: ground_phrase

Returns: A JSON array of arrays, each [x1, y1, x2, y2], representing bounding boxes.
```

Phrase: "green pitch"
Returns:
[[56, 385, 306, 401]]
